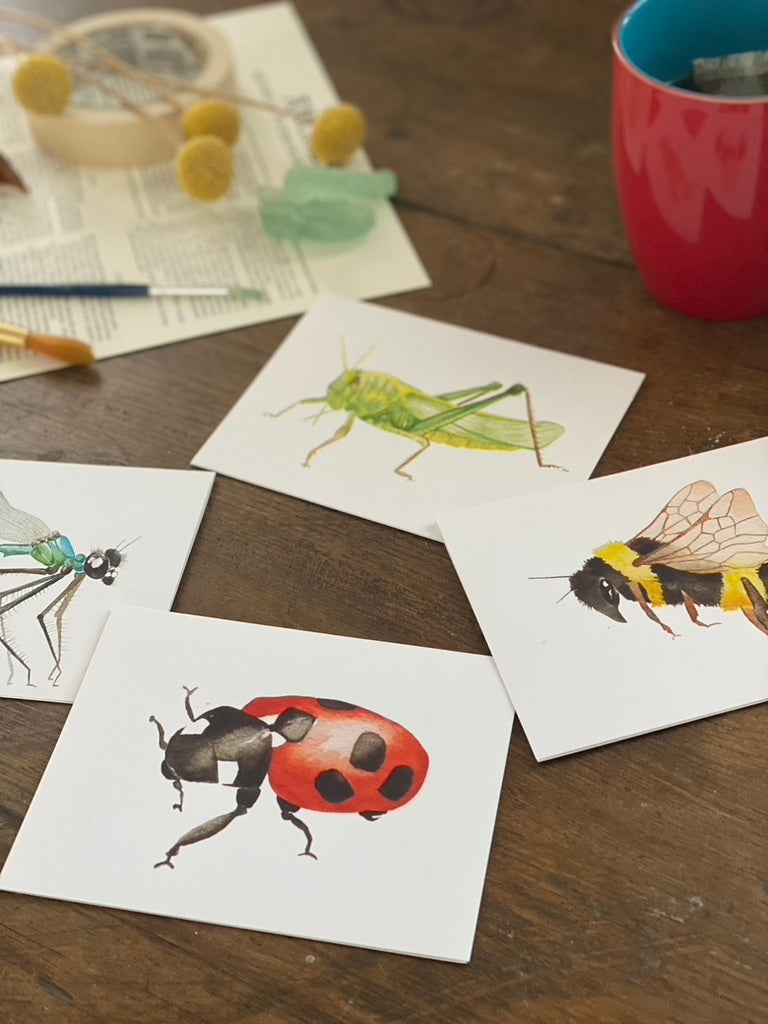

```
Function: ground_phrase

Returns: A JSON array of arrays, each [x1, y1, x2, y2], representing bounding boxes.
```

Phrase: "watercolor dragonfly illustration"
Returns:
[[271, 351, 565, 478], [0, 489, 126, 685], [565, 480, 768, 637]]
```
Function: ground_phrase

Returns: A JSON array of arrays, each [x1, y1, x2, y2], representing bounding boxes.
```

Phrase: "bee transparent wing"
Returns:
[[636, 488, 768, 572], [0, 490, 52, 543], [633, 480, 719, 545]]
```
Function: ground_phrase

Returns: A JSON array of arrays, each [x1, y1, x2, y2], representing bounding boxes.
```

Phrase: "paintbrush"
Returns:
[[0, 284, 266, 299], [0, 322, 95, 365]]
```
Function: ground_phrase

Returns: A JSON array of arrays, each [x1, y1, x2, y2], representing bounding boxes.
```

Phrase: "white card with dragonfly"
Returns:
[[192, 296, 645, 540], [0, 460, 214, 703]]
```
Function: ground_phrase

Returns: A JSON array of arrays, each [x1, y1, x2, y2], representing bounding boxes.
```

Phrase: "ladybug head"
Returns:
[[161, 729, 219, 784]]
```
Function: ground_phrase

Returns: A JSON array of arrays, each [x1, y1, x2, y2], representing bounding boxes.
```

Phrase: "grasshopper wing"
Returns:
[[633, 480, 719, 545], [636, 487, 768, 572], [0, 490, 52, 543]]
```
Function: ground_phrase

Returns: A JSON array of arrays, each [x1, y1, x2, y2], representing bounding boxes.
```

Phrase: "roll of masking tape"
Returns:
[[25, 7, 234, 168]]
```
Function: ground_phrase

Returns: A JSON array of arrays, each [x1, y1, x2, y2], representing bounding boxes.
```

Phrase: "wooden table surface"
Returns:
[[2, 1, 767, 1022]]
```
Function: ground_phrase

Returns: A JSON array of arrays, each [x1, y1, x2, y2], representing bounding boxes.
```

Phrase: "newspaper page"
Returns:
[[0, 3, 430, 381]]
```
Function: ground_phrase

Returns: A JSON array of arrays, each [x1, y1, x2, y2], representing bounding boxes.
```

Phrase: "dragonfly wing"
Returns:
[[0, 490, 52, 543], [634, 480, 719, 544], [637, 488, 768, 572]]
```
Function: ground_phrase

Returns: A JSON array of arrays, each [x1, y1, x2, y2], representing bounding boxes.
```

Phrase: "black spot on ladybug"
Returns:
[[315, 769, 356, 804], [350, 731, 387, 772], [317, 698, 358, 711], [272, 708, 315, 741], [378, 765, 415, 803]]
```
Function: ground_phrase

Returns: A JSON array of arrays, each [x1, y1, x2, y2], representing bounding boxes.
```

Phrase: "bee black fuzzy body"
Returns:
[[571, 540, 768, 625]]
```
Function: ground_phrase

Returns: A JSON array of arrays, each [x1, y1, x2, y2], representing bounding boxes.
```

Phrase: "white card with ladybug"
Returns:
[[0, 605, 514, 963]]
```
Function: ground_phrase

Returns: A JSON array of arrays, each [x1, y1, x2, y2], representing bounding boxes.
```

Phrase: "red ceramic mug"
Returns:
[[612, 0, 768, 321]]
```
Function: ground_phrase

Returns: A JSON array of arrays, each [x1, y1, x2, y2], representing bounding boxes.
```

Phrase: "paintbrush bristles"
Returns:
[[0, 323, 94, 364], [26, 331, 95, 365]]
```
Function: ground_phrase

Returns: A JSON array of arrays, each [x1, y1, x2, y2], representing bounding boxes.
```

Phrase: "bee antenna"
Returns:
[[556, 588, 573, 604], [528, 574, 570, 580], [117, 536, 141, 553]]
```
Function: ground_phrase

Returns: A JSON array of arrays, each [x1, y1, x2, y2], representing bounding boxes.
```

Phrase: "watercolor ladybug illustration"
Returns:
[[150, 688, 430, 867]]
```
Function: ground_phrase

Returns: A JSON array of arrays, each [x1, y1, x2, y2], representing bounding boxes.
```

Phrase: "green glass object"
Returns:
[[283, 166, 398, 201], [259, 189, 377, 243]]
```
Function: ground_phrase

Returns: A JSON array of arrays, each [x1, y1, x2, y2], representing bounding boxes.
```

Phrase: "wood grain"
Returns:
[[1, 2, 766, 1022]]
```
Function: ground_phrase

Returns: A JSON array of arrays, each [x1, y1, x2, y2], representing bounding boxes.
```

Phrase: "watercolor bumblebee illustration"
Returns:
[[568, 480, 768, 637]]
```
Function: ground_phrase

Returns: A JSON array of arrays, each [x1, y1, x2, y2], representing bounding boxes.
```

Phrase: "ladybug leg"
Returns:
[[276, 796, 318, 860], [154, 785, 261, 869], [183, 685, 199, 720], [148, 715, 185, 811]]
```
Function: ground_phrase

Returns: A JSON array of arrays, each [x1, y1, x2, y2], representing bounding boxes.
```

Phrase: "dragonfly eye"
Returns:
[[84, 551, 109, 579], [104, 548, 122, 568], [598, 578, 618, 607]]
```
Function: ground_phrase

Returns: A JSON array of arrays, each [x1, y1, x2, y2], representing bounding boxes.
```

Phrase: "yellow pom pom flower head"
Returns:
[[182, 100, 241, 147], [176, 135, 235, 202], [13, 54, 74, 116], [311, 103, 368, 166]]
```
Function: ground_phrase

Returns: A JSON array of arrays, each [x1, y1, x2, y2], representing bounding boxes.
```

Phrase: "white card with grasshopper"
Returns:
[[193, 297, 644, 540]]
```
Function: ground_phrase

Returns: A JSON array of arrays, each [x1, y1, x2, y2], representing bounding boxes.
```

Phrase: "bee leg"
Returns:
[[741, 579, 768, 636], [682, 592, 719, 629], [629, 582, 679, 637]]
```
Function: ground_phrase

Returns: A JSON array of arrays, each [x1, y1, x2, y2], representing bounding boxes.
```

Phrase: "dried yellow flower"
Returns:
[[182, 100, 241, 147], [176, 135, 235, 202], [13, 54, 74, 116], [311, 104, 368, 166]]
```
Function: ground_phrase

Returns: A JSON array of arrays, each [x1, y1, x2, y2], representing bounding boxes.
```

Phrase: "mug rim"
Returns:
[[612, 11, 768, 105]]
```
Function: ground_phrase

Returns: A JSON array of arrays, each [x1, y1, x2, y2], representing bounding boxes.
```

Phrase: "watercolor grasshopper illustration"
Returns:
[[271, 352, 565, 479]]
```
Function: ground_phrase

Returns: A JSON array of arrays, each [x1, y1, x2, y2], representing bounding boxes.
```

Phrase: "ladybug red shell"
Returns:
[[242, 695, 429, 815], [150, 689, 429, 867]]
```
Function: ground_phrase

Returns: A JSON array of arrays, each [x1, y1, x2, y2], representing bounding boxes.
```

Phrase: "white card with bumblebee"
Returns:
[[438, 437, 768, 760]]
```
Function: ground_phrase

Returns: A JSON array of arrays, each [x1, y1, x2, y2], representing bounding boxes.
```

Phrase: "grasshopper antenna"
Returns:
[[341, 336, 377, 372]]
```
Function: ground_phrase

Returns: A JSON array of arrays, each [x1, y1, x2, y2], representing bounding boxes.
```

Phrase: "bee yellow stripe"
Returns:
[[722, 569, 767, 612], [596, 542, 666, 606]]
